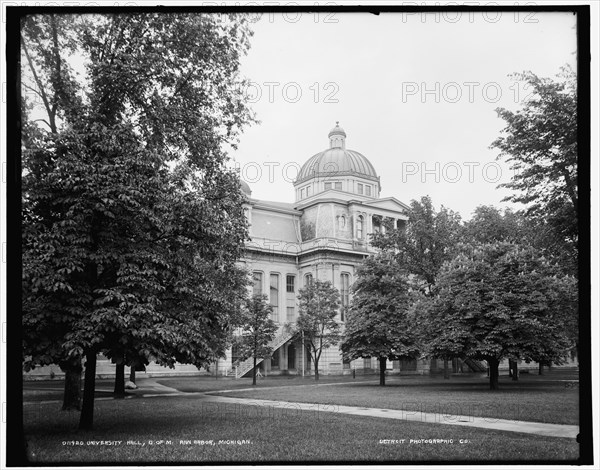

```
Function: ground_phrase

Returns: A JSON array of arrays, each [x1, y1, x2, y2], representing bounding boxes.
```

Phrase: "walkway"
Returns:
[[201, 395, 578, 439], [136, 378, 578, 439]]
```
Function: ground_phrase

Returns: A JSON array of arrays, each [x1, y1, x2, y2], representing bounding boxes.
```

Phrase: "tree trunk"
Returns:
[[252, 356, 257, 386], [114, 362, 125, 397], [379, 357, 386, 386], [130, 367, 136, 384], [539, 361, 544, 375], [314, 357, 319, 381], [443, 358, 450, 379], [511, 360, 518, 381], [60, 360, 82, 411], [488, 357, 499, 390], [79, 350, 97, 430]]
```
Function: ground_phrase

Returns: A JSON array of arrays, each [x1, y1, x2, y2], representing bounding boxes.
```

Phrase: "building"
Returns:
[[229, 122, 418, 378]]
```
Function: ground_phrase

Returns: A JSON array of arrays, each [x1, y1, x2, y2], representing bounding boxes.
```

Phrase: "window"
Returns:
[[363, 358, 372, 369], [339, 215, 346, 229], [357, 215, 363, 239], [270, 274, 279, 321], [253, 272, 263, 296], [286, 306, 295, 322], [343, 358, 351, 369], [324, 182, 332, 191], [335, 181, 342, 190], [304, 273, 313, 286], [373, 217, 381, 234], [286, 275, 295, 293], [365, 185, 372, 196], [357, 183, 363, 195], [306, 186, 312, 197], [300, 188, 304, 199], [340, 273, 350, 321]]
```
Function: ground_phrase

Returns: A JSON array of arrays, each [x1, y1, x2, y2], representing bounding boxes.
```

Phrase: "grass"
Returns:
[[23, 394, 579, 463], [218, 373, 579, 425]]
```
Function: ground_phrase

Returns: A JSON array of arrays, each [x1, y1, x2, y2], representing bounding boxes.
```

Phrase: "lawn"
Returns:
[[23, 394, 579, 463], [217, 373, 579, 425]]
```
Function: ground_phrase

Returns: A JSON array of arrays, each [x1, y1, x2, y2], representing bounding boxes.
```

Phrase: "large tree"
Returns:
[[491, 67, 578, 272], [421, 242, 577, 390], [372, 195, 462, 295], [296, 280, 341, 381], [341, 252, 419, 386], [236, 294, 278, 386], [371, 196, 462, 376], [21, 13, 255, 429]]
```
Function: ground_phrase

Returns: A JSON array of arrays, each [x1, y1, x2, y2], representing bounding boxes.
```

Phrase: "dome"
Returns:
[[296, 148, 379, 183], [240, 179, 252, 196], [296, 123, 378, 184]]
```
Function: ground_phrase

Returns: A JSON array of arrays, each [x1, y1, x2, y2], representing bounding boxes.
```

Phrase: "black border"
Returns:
[[5, 3, 593, 467]]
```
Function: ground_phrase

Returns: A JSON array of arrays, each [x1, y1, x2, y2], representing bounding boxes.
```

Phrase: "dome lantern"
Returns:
[[328, 121, 346, 149]]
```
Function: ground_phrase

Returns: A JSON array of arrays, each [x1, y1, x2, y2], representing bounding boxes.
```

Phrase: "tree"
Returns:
[[491, 67, 578, 272], [421, 242, 576, 390], [342, 252, 419, 386], [462, 205, 579, 365], [296, 280, 341, 381], [21, 13, 255, 429], [371, 196, 461, 376], [462, 206, 525, 245], [236, 294, 278, 386], [372, 196, 462, 295]]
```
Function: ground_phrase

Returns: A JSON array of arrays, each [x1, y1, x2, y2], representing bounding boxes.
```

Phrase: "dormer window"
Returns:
[[365, 185, 372, 196], [300, 188, 305, 199], [324, 182, 332, 191], [357, 183, 363, 195]]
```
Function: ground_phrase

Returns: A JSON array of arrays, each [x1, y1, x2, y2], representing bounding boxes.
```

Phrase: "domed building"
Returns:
[[227, 123, 420, 378]]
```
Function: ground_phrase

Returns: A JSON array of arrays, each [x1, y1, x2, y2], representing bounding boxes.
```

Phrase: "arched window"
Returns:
[[304, 273, 313, 286], [357, 215, 364, 239], [339, 215, 346, 229]]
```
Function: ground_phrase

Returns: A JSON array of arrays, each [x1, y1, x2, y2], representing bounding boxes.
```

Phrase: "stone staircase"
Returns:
[[227, 328, 296, 379], [463, 357, 488, 372]]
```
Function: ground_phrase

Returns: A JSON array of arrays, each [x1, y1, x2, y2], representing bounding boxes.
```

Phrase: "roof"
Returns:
[[249, 210, 300, 244], [295, 148, 379, 184]]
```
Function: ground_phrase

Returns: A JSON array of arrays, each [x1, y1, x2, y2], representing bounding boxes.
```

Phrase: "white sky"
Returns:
[[230, 11, 578, 220]]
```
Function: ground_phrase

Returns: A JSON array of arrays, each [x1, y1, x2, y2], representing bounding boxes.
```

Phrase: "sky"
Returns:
[[229, 10, 578, 220]]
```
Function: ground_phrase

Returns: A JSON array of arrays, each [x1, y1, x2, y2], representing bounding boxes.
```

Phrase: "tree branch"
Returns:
[[20, 34, 56, 133]]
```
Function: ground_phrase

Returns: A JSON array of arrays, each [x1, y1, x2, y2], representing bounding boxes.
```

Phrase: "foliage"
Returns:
[[21, 13, 255, 427], [342, 252, 419, 384], [419, 242, 577, 389], [295, 280, 341, 380], [491, 67, 578, 269], [371, 196, 462, 294], [236, 294, 278, 384]]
